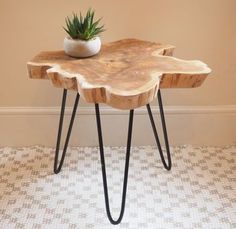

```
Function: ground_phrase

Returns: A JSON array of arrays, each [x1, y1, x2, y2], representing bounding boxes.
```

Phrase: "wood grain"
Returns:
[[27, 39, 211, 109]]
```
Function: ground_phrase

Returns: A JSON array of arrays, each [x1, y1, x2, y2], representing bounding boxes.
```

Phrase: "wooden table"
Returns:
[[28, 39, 211, 225]]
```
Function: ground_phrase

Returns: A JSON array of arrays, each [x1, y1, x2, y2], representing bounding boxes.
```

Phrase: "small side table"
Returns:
[[28, 39, 211, 225]]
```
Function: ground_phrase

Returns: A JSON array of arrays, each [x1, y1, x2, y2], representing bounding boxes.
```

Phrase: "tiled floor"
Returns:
[[0, 145, 235, 229]]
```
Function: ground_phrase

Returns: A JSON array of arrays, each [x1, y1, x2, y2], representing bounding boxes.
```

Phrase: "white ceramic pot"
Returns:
[[63, 36, 101, 58]]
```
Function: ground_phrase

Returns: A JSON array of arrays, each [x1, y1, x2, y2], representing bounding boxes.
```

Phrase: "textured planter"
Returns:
[[63, 36, 101, 58]]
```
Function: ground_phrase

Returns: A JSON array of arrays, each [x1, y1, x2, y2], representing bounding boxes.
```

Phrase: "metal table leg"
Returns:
[[146, 89, 172, 170], [54, 89, 80, 174], [95, 103, 134, 225]]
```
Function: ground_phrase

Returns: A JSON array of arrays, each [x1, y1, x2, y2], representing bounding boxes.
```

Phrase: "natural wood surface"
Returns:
[[28, 39, 211, 109]]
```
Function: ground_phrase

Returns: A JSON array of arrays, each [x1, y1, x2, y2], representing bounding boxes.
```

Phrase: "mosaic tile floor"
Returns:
[[0, 145, 235, 229]]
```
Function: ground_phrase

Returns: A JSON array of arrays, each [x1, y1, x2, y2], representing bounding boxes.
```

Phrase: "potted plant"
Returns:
[[63, 9, 105, 58]]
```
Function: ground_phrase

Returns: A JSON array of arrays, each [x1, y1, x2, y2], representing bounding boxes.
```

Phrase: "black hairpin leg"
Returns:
[[95, 103, 134, 225], [54, 89, 80, 174], [146, 89, 172, 170]]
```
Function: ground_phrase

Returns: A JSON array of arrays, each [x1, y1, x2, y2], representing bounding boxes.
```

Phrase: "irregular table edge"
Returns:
[[27, 40, 211, 109]]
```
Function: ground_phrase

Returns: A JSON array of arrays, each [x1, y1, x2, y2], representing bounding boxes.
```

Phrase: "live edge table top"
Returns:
[[27, 38, 211, 110]]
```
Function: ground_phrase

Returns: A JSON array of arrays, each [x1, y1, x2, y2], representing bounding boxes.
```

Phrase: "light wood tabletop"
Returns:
[[28, 39, 211, 109]]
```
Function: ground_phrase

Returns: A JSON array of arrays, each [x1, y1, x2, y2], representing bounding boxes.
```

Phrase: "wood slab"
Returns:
[[28, 39, 211, 109]]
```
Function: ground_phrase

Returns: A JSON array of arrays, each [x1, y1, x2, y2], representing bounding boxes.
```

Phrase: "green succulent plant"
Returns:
[[63, 9, 105, 40]]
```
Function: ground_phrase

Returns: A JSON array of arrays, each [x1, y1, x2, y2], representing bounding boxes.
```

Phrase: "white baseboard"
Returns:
[[1, 105, 236, 115], [0, 105, 235, 147]]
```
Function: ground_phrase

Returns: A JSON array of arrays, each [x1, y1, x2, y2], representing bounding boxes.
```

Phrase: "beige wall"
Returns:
[[1, 0, 236, 107], [0, 0, 235, 146]]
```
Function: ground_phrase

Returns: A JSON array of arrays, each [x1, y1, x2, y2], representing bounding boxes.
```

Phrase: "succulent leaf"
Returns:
[[64, 9, 104, 40]]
